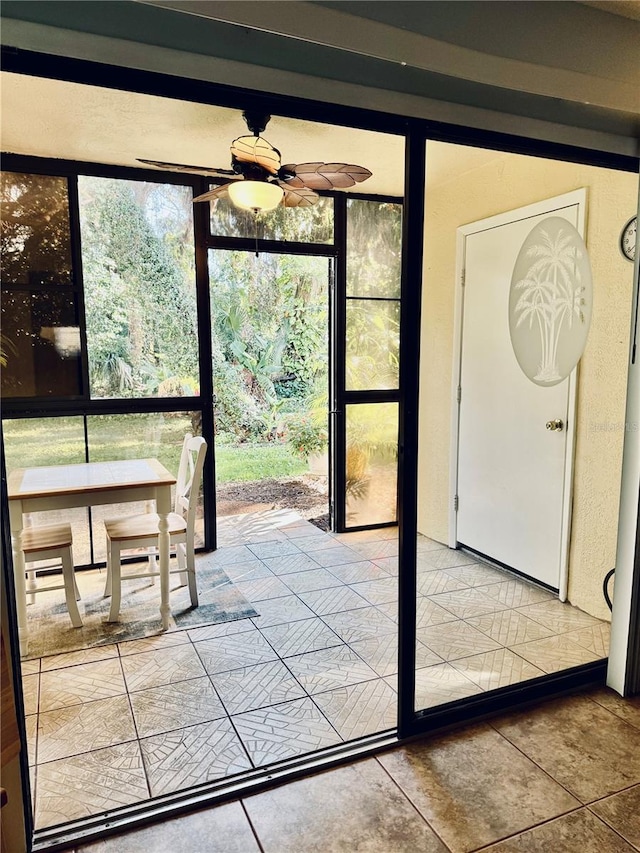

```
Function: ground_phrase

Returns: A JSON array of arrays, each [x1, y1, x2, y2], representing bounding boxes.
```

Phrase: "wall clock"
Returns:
[[620, 215, 637, 262]]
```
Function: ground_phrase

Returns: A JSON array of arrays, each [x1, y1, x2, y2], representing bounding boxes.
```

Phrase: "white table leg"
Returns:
[[157, 486, 171, 630], [9, 501, 28, 656]]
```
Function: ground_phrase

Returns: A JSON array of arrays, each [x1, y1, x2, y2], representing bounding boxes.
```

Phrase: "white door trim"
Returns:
[[449, 189, 588, 599]]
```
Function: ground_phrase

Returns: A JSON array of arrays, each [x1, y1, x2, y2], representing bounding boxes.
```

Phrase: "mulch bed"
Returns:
[[216, 474, 330, 529]]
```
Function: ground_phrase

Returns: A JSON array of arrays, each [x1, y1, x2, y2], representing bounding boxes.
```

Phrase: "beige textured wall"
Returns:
[[417, 143, 638, 620]]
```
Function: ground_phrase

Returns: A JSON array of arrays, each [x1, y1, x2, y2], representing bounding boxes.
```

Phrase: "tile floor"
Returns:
[[22, 510, 611, 832], [61, 687, 640, 852]]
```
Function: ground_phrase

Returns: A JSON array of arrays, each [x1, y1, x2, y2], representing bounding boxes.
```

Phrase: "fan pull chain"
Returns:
[[253, 208, 259, 258]]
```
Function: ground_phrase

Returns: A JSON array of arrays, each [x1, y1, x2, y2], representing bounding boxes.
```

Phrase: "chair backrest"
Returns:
[[175, 435, 207, 543]]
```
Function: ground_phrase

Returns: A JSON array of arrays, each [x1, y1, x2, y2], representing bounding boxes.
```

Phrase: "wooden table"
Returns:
[[7, 459, 176, 655]]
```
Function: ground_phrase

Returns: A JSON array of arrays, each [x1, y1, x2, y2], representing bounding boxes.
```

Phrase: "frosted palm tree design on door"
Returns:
[[509, 215, 592, 387]]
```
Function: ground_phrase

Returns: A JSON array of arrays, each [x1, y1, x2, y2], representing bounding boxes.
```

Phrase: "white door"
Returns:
[[454, 191, 585, 591]]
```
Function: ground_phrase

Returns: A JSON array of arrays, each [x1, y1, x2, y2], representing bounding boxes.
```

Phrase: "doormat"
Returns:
[[21, 556, 259, 660]]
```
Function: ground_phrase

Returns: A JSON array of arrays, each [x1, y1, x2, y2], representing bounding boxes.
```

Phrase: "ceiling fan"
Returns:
[[137, 111, 373, 211]]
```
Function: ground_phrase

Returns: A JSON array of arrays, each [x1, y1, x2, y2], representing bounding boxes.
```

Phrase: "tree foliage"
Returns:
[[79, 178, 198, 397]]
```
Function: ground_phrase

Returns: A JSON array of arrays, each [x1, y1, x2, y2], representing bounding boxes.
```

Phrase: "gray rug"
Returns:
[[22, 556, 259, 660]]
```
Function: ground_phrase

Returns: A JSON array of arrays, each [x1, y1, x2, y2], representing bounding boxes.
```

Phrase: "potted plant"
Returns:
[[286, 413, 329, 475]]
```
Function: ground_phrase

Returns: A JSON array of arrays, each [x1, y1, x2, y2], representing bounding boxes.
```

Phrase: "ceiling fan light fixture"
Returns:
[[228, 180, 284, 212]]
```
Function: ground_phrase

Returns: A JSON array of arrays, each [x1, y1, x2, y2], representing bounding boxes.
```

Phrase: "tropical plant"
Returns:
[[514, 224, 586, 383], [285, 413, 328, 458]]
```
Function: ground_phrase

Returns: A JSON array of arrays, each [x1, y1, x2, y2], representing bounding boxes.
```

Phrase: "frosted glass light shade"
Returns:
[[228, 180, 284, 211]]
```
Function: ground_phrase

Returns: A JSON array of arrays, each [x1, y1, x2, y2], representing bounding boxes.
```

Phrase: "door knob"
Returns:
[[546, 419, 564, 432]]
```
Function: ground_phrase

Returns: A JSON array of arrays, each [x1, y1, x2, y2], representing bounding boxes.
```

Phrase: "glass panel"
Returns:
[[1, 172, 73, 286], [345, 403, 398, 527], [346, 298, 400, 391], [78, 177, 199, 399], [208, 250, 329, 523], [415, 140, 640, 714], [86, 412, 204, 560], [0, 290, 82, 398], [210, 193, 334, 244], [347, 199, 402, 298], [2, 416, 91, 565]]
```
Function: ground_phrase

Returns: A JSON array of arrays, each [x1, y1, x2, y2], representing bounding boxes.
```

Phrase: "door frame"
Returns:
[[449, 188, 587, 600]]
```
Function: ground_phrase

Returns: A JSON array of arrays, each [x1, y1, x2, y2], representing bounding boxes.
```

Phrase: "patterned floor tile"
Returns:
[[418, 548, 478, 570], [39, 658, 126, 711], [411, 663, 482, 709], [293, 533, 342, 551], [232, 576, 292, 602], [141, 717, 252, 795], [516, 600, 604, 634], [308, 546, 364, 568], [26, 713, 37, 766], [261, 617, 342, 657], [563, 622, 611, 657], [314, 679, 397, 739], [205, 544, 257, 566], [211, 660, 306, 714], [417, 620, 502, 661], [263, 553, 322, 575], [322, 607, 397, 643], [39, 645, 119, 672], [416, 597, 459, 629], [187, 618, 258, 643], [247, 540, 302, 560], [442, 562, 507, 588], [130, 676, 226, 737], [285, 645, 377, 694], [280, 522, 328, 539], [417, 570, 468, 597], [20, 658, 40, 676], [371, 556, 398, 575], [467, 609, 556, 646], [348, 539, 399, 560], [328, 561, 390, 584], [194, 630, 278, 675], [233, 697, 342, 766], [35, 741, 149, 829], [510, 634, 602, 673], [281, 568, 343, 594], [118, 630, 191, 657], [250, 595, 316, 628], [121, 643, 206, 692], [451, 648, 545, 690], [429, 587, 510, 619], [350, 577, 397, 606], [22, 673, 39, 716], [348, 634, 442, 677], [376, 601, 398, 622], [481, 578, 555, 608], [297, 585, 369, 616], [416, 535, 446, 552], [222, 560, 274, 583], [38, 695, 137, 763]]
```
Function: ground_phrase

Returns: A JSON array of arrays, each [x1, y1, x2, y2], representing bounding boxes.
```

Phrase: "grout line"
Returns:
[[374, 754, 455, 853], [240, 798, 267, 853]]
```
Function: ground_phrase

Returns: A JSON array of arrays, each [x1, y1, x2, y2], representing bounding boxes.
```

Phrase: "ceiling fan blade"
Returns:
[[281, 162, 372, 190], [192, 182, 234, 203], [279, 183, 319, 208], [137, 158, 236, 178], [231, 136, 281, 174]]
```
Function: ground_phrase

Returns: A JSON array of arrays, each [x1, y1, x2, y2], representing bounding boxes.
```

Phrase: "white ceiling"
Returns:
[[1, 72, 407, 196]]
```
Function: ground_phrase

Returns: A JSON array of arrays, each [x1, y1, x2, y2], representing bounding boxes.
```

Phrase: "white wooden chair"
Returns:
[[22, 523, 83, 628], [103, 435, 207, 622]]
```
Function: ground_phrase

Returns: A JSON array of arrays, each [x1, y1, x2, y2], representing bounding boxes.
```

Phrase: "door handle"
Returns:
[[546, 419, 564, 432]]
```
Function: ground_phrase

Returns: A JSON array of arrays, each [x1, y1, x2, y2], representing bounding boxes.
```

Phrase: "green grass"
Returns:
[[2, 414, 305, 484], [215, 442, 305, 482]]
